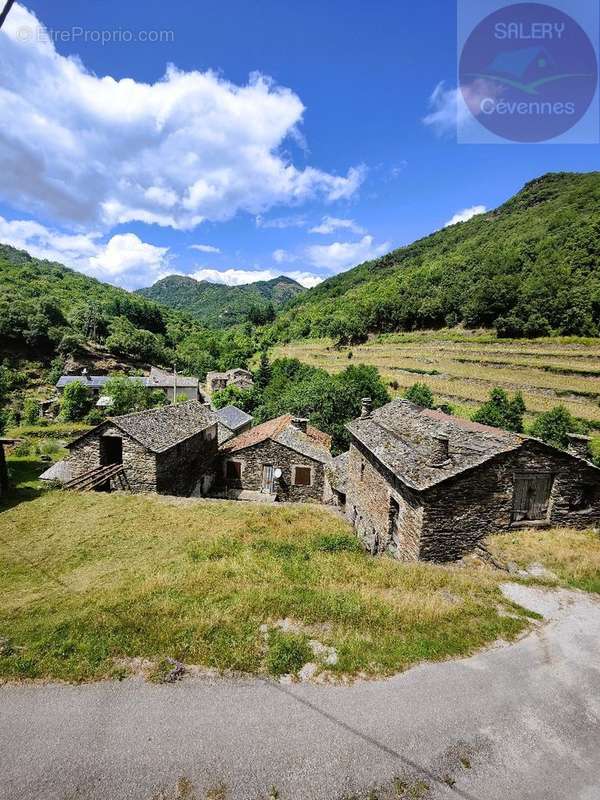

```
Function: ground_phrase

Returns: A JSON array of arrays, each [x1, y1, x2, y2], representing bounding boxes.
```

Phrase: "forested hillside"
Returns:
[[0, 244, 257, 379], [267, 172, 600, 343], [137, 273, 304, 327]]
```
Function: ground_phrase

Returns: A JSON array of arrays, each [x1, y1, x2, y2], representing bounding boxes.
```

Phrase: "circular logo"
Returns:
[[460, 2, 598, 142]]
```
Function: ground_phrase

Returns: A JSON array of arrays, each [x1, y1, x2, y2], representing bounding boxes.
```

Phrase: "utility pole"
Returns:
[[173, 363, 177, 404]]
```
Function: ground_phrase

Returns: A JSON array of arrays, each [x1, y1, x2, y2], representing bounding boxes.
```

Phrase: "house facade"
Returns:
[[219, 415, 333, 503], [66, 400, 219, 496], [206, 368, 254, 396], [345, 398, 600, 562]]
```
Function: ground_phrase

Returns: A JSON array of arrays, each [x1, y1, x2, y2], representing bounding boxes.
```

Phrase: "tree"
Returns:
[[530, 405, 584, 451], [103, 376, 168, 416], [472, 388, 525, 433], [255, 351, 272, 389], [61, 381, 93, 421], [404, 382, 434, 409], [212, 385, 257, 413]]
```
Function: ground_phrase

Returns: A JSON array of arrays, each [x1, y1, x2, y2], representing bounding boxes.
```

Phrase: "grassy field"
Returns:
[[272, 331, 600, 429], [2, 456, 599, 684]]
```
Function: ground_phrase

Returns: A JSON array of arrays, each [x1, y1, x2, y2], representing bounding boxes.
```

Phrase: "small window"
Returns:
[[226, 460, 242, 481], [294, 466, 312, 486]]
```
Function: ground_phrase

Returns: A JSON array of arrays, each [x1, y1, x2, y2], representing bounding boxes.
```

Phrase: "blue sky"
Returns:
[[0, 0, 597, 289]]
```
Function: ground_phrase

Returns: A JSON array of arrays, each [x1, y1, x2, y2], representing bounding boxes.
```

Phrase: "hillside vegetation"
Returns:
[[137, 273, 304, 327], [267, 172, 600, 343]]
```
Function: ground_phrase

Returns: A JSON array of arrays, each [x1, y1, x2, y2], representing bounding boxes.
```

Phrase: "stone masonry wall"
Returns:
[[156, 423, 218, 496], [68, 423, 158, 492], [220, 439, 325, 503], [346, 442, 423, 561], [421, 440, 600, 561]]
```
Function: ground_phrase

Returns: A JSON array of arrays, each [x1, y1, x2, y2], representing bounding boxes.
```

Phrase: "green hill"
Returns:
[[269, 172, 600, 343], [137, 273, 305, 327]]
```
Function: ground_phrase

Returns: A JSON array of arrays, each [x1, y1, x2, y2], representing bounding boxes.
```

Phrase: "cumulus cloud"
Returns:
[[444, 205, 487, 227], [189, 266, 321, 288], [0, 215, 170, 288], [189, 244, 221, 253], [306, 234, 390, 273], [0, 4, 365, 231], [272, 248, 295, 264], [309, 216, 365, 235]]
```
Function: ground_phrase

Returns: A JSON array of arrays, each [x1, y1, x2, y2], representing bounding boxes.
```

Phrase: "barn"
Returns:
[[345, 398, 600, 562], [65, 401, 219, 496]]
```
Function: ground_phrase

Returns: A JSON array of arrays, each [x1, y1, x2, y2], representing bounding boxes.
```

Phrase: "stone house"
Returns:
[[66, 400, 218, 496], [206, 368, 254, 396], [219, 415, 333, 502], [215, 405, 253, 444], [344, 398, 600, 562], [56, 367, 202, 404]]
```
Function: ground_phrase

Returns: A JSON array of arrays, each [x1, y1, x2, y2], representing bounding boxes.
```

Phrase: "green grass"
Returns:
[[2, 458, 599, 684]]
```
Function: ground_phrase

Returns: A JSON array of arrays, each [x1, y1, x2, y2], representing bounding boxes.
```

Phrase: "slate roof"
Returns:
[[39, 459, 73, 483], [347, 399, 523, 492], [215, 405, 253, 432], [68, 400, 217, 454], [148, 367, 198, 388], [221, 414, 332, 464], [57, 375, 146, 390]]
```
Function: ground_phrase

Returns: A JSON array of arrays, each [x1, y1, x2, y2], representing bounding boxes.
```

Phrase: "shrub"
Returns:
[[21, 398, 39, 426], [266, 630, 312, 677], [85, 409, 105, 426], [36, 439, 61, 456], [530, 406, 585, 451], [472, 388, 525, 433], [404, 382, 434, 409]]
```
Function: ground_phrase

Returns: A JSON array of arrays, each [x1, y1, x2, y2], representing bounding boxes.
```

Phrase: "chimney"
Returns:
[[430, 434, 450, 467], [567, 433, 591, 460], [291, 417, 309, 433], [360, 398, 373, 419]]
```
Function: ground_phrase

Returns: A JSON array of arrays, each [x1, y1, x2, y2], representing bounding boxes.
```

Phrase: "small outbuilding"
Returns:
[[206, 368, 254, 396], [66, 400, 219, 496], [219, 415, 333, 502], [345, 398, 600, 562]]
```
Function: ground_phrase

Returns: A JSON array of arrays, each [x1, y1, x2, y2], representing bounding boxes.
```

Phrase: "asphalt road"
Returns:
[[1, 584, 599, 800]]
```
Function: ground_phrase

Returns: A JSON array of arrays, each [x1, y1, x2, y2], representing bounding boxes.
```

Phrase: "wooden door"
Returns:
[[262, 464, 274, 494], [512, 474, 553, 522]]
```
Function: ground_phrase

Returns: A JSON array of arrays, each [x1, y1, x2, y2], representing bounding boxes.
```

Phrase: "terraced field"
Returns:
[[272, 332, 600, 428]]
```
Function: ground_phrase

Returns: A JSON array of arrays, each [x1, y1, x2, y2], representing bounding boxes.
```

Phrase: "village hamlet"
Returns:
[[41, 393, 600, 563]]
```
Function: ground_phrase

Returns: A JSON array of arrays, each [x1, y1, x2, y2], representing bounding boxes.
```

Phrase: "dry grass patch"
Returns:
[[488, 528, 600, 594]]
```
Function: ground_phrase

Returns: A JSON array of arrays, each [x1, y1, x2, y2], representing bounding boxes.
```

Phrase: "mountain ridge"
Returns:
[[137, 272, 305, 327]]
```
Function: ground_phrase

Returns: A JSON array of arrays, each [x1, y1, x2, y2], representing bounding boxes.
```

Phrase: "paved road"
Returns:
[[1, 584, 600, 800]]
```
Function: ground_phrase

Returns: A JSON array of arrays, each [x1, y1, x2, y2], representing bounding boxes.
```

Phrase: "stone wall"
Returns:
[[156, 423, 218, 496], [68, 423, 158, 492], [421, 440, 600, 561], [346, 442, 423, 560], [220, 439, 326, 503]]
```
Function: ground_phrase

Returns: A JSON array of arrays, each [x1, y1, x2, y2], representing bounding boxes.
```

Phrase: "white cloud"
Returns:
[[256, 214, 307, 229], [189, 244, 221, 253], [444, 205, 487, 227], [273, 248, 294, 264], [0, 215, 170, 288], [423, 80, 503, 136], [189, 266, 321, 288], [0, 4, 365, 231], [309, 216, 365, 235], [306, 234, 390, 273]]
